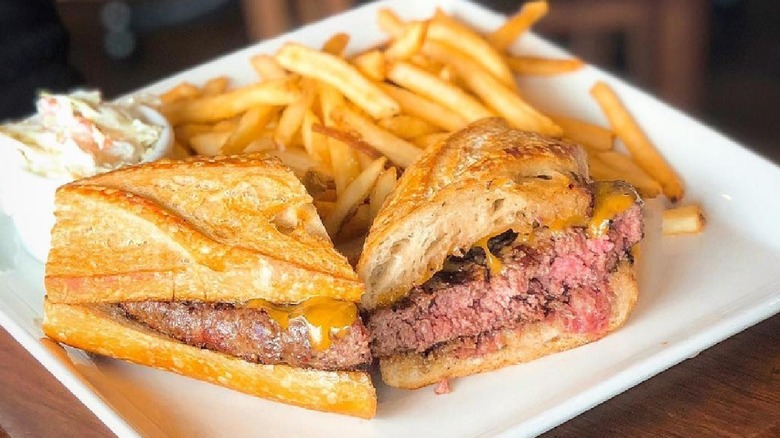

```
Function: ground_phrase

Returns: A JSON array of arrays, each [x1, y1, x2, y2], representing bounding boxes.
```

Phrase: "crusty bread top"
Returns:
[[46, 154, 364, 304], [357, 118, 591, 310]]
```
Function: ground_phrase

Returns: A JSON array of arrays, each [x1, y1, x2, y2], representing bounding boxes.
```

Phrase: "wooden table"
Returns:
[[1, 313, 778, 437]]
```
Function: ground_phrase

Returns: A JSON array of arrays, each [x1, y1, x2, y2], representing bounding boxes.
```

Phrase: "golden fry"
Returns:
[[507, 56, 584, 76], [376, 8, 405, 38], [591, 81, 684, 202], [488, 1, 549, 52], [330, 105, 422, 168], [378, 83, 466, 132], [202, 76, 230, 96], [302, 109, 329, 163], [276, 42, 399, 119], [588, 153, 662, 199], [429, 9, 516, 89], [324, 156, 387, 236], [323, 33, 350, 57], [162, 77, 300, 125], [275, 79, 317, 148], [250, 54, 287, 80], [662, 205, 706, 235], [352, 50, 386, 82], [412, 132, 449, 149], [369, 167, 398, 221], [385, 21, 428, 61], [160, 82, 201, 105], [221, 106, 278, 155], [551, 115, 614, 151], [378, 115, 440, 139], [267, 148, 321, 179], [312, 124, 382, 159], [408, 54, 444, 75], [189, 131, 231, 156], [424, 40, 561, 136], [387, 61, 493, 123]]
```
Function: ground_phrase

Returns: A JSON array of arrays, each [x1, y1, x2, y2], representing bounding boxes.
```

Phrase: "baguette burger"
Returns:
[[358, 118, 643, 389], [42, 154, 376, 418]]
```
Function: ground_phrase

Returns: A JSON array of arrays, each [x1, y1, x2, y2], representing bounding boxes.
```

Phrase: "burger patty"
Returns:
[[118, 301, 372, 371], [368, 203, 643, 359]]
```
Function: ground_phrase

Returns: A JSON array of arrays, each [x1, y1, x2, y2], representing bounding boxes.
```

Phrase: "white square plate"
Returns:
[[2, 0, 780, 436]]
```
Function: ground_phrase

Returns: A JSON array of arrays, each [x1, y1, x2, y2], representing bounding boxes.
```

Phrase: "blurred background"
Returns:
[[1, 0, 778, 161]]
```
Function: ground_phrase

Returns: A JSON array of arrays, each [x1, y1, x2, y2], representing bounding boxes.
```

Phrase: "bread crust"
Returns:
[[42, 299, 377, 418], [378, 260, 638, 389], [45, 154, 363, 304], [358, 118, 590, 310]]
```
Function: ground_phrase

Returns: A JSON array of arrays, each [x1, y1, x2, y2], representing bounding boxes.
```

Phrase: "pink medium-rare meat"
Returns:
[[368, 203, 643, 359]]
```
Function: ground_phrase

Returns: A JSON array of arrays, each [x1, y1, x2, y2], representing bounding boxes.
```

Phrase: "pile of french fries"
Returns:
[[158, 0, 704, 244]]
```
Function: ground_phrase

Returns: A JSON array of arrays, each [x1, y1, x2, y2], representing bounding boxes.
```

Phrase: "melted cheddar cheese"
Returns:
[[474, 235, 504, 276], [587, 182, 637, 237], [244, 297, 358, 351]]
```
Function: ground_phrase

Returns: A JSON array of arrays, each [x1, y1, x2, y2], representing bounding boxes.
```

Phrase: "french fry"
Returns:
[[330, 105, 422, 168], [189, 131, 231, 156], [324, 157, 387, 236], [244, 136, 276, 153], [323, 32, 350, 57], [488, 0, 549, 52], [408, 53, 444, 75], [318, 83, 361, 193], [174, 123, 217, 145], [356, 150, 375, 170], [385, 21, 428, 61], [387, 61, 493, 123], [662, 205, 706, 235], [302, 109, 329, 163], [424, 40, 561, 136], [590, 81, 684, 202], [352, 49, 386, 82], [378, 83, 466, 132], [275, 79, 317, 148], [507, 56, 584, 76], [312, 124, 382, 159], [588, 153, 662, 199], [376, 8, 405, 38], [378, 115, 440, 139], [276, 42, 400, 119], [369, 167, 397, 220], [598, 151, 663, 198], [160, 82, 201, 104], [429, 9, 516, 90], [267, 148, 320, 179], [250, 54, 287, 80], [221, 106, 278, 155], [551, 115, 614, 151], [305, 169, 336, 200], [162, 77, 300, 125], [202, 76, 230, 96], [412, 132, 449, 149], [330, 140, 362, 195]]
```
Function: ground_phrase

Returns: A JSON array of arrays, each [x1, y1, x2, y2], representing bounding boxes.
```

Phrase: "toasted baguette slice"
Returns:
[[358, 118, 591, 310], [45, 154, 362, 305], [43, 298, 377, 418], [379, 260, 638, 389]]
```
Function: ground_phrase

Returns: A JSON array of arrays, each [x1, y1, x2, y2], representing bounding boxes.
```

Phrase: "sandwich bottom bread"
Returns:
[[42, 154, 376, 418], [358, 118, 643, 389]]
